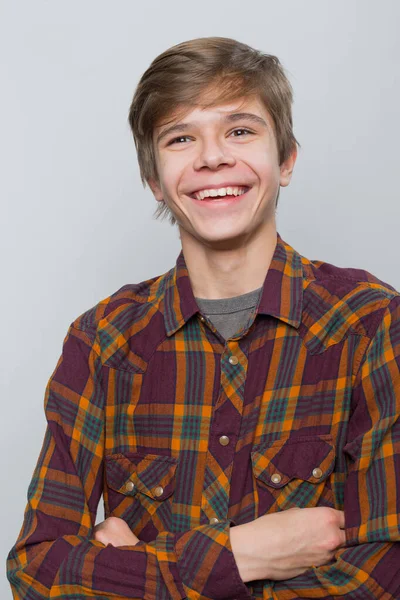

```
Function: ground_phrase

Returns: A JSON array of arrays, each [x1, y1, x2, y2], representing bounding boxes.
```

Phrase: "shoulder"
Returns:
[[308, 258, 397, 291], [300, 255, 400, 350], [69, 267, 173, 346], [307, 258, 398, 302]]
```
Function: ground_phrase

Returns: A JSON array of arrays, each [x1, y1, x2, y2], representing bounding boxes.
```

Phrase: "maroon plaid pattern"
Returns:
[[7, 235, 400, 598]]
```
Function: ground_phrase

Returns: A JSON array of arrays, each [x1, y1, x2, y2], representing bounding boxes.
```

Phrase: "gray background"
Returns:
[[1, 0, 399, 596]]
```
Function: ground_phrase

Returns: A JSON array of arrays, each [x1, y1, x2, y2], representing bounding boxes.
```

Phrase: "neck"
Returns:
[[180, 220, 277, 300]]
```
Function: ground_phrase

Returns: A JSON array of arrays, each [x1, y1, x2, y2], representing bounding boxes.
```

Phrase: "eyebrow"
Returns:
[[156, 112, 269, 145]]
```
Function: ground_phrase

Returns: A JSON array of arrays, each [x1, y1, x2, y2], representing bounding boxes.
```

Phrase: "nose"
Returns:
[[193, 137, 236, 171]]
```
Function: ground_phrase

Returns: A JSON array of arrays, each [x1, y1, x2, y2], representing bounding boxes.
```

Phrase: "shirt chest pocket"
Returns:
[[251, 435, 336, 514], [104, 452, 178, 534]]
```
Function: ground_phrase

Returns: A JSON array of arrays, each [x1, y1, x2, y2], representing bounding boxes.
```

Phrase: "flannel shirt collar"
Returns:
[[163, 233, 304, 337]]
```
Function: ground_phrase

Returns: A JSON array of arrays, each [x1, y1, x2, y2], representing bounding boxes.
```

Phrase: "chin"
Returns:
[[196, 227, 251, 248]]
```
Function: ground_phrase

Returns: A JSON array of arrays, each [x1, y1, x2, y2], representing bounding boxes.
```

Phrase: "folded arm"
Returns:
[[6, 325, 251, 600], [231, 296, 400, 599]]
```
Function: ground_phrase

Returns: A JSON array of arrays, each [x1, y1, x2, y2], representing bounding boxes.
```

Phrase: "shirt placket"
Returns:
[[201, 338, 248, 524]]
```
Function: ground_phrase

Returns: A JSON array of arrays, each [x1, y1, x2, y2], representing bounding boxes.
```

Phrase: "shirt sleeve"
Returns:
[[6, 324, 252, 600], [253, 295, 400, 599]]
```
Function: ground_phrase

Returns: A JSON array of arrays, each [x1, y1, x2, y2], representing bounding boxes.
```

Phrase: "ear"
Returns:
[[279, 146, 297, 187], [148, 177, 164, 202]]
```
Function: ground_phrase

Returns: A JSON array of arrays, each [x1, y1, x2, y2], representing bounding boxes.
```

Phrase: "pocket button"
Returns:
[[154, 486, 164, 498], [312, 467, 323, 479], [271, 473, 282, 484], [125, 481, 135, 492]]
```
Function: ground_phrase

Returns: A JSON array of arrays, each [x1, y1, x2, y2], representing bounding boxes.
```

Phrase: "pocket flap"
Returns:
[[251, 435, 335, 489], [105, 452, 178, 500]]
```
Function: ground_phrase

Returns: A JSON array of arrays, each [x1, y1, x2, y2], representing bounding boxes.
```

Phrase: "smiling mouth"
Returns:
[[188, 186, 251, 201]]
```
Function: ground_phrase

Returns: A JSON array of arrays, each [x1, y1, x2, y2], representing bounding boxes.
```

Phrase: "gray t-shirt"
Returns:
[[195, 286, 263, 340]]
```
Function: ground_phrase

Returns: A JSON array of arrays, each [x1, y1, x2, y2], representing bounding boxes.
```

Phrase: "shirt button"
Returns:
[[228, 356, 239, 365], [209, 517, 220, 525], [312, 467, 323, 479], [271, 473, 282, 484], [199, 315, 206, 322], [125, 481, 135, 492], [219, 435, 230, 446], [154, 486, 164, 498]]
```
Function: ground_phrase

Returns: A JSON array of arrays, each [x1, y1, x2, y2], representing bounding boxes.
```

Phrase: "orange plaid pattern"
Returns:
[[7, 235, 400, 598]]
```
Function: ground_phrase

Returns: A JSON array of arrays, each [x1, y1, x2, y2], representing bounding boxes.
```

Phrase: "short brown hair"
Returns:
[[128, 36, 299, 225]]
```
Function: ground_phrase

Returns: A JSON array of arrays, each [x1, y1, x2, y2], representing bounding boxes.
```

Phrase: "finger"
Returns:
[[337, 510, 345, 529], [94, 533, 106, 545], [94, 522, 106, 533], [337, 529, 347, 548], [93, 528, 110, 544], [330, 509, 345, 529]]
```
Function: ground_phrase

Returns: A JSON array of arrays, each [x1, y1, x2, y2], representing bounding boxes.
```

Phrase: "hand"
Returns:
[[93, 516, 140, 547], [230, 507, 346, 582]]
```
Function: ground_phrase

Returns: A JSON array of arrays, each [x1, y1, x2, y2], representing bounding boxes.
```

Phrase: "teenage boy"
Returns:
[[7, 37, 400, 599]]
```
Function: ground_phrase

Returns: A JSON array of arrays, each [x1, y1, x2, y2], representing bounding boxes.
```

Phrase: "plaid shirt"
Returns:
[[7, 235, 400, 599]]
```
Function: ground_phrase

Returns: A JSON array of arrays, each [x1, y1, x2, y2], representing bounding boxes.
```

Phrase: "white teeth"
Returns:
[[193, 186, 247, 201]]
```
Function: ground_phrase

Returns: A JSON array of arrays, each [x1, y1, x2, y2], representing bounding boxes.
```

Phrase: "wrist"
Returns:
[[230, 524, 247, 582], [230, 521, 265, 583]]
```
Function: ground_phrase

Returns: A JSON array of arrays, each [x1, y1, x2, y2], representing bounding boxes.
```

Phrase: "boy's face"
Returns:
[[149, 93, 296, 248]]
